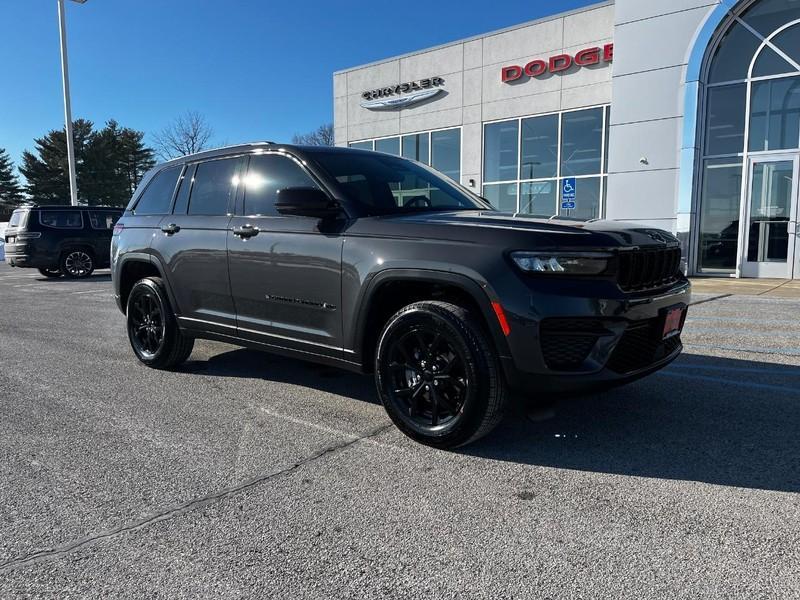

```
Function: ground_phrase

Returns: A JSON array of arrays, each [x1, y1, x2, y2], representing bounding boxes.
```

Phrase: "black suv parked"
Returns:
[[112, 143, 690, 448], [4, 205, 122, 278]]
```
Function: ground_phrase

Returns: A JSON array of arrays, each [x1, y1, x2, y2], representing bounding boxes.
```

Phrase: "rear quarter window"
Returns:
[[133, 166, 182, 215], [39, 210, 83, 229], [88, 210, 122, 230]]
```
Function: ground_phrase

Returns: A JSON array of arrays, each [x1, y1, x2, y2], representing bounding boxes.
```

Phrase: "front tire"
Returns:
[[126, 277, 194, 369], [60, 249, 94, 279], [38, 267, 62, 278], [375, 301, 507, 449]]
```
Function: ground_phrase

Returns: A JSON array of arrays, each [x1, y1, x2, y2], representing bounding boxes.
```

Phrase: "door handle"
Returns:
[[161, 223, 180, 235], [232, 224, 260, 238]]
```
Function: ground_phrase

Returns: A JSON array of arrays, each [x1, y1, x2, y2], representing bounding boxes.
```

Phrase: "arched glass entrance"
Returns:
[[697, 0, 800, 278]]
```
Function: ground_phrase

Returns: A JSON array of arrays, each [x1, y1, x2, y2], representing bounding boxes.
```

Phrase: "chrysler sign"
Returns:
[[361, 77, 445, 110], [501, 44, 614, 83]]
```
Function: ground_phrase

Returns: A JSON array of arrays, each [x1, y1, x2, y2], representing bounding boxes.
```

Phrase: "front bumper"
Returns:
[[498, 277, 691, 393]]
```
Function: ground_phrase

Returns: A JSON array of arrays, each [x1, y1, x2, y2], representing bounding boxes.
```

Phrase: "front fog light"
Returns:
[[511, 252, 611, 275]]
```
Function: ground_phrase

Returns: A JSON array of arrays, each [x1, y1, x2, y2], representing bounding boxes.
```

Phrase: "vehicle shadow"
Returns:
[[35, 272, 112, 283], [180, 348, 380, 405], [182, 347, 800, 493], [466, 353, 800, 493]]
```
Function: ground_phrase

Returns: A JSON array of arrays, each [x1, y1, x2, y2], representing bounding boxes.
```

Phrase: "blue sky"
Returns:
[[1, 0, 597, 172]]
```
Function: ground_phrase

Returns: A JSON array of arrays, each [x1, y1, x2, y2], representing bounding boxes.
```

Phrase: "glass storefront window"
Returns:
[[483, 106, 608, 220], [375, 137, 400, 156], [483, 183, 517, 212], [484, 121, 519, 182], [348, 129, 460, 182], [773, 24, 800, 65], [603, 106, 610, 173], [520, 181, 556, 217], [752, 46, 796, 78], [697, 158, 743, 272], [705, 84, 747, 156], [708, 22, 763, 84], [749, 76, 800, 152], [739, 0, 800, 39], [520, 115, 558, 180], [431, 129, 461, 182], [747, 160, 793, 262], [698, 1, 800, 276], [402, 133, 430, 163], [558, 177, 601, 220], [349, 141, 373, 151], [561, 108, 603, 177]]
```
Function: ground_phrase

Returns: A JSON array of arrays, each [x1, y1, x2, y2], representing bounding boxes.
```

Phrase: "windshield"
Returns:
[[312, 151, 491, 217]]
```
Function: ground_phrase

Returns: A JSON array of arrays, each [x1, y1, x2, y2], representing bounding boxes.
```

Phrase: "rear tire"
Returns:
[[126, 277, 194, 370], [375, 301, 507, 449], [38, 267, 62, 278], [60, 249, 94, 279]]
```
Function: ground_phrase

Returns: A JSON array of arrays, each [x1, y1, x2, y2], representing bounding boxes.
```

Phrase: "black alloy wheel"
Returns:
[[126, 277, 194, 369], [384, 326, 469, 430], [375, 301, 507, 448], [60, 250, 94, 278], [128, 286, 166, 359]]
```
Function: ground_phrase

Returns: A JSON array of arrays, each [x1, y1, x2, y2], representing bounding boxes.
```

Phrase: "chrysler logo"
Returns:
[[361, 77, 445, 111]]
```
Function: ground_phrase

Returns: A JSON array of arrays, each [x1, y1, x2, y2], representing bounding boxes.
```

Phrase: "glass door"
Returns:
[[740, 156, 799, 278]]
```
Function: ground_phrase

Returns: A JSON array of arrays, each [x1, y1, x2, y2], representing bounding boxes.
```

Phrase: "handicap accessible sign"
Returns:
[[561, 178, 576, 210]]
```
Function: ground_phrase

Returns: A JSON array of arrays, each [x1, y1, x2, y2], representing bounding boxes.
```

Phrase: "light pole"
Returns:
[[57, 0, 86, 206]]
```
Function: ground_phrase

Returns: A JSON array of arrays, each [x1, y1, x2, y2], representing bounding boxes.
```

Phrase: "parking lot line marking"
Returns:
[[0, 422, 393, 574], [256, 406, 364, 439], [70, 289, 111, 295], [656, 371, 800, 394]]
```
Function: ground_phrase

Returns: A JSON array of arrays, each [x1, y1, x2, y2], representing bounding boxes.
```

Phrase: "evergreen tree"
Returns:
[[19, 119, 155, 207], [0, 148, 24, 209], [20, 119, 94, 205], [117, 126, 155, 197]]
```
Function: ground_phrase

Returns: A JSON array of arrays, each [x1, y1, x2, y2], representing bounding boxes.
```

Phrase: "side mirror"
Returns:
[[275, 187, 341, 219]]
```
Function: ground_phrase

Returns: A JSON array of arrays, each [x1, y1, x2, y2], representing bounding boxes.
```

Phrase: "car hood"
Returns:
[[369, 210, 680, 249]]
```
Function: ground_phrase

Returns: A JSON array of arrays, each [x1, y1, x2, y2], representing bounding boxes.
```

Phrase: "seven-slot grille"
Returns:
[[617, 247, 682, 292]]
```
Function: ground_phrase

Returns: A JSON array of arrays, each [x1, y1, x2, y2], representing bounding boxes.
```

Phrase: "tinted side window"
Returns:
[[39, 210, 83, 228], [188, 158, 239, 216], [172, 165, 195, 215], [88, 210, 122, 230], [243, 154, 318, 216], [133, 166, 181, 215]]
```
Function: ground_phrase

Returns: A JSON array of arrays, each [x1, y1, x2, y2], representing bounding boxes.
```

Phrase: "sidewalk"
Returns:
[[689, 277, 800, 298]]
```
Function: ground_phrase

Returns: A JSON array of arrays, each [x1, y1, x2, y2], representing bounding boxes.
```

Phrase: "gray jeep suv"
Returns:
[[112, 143, 690, 448]]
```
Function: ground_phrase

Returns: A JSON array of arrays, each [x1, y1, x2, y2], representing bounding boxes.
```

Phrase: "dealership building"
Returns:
[[333, 0, 800, 279]]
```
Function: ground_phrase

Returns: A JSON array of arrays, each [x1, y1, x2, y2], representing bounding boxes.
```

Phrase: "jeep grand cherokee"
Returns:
[[111, 143, 690, 448]]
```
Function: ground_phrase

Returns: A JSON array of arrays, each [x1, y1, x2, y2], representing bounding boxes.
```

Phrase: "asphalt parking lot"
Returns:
[[1, 264, 799, 599]]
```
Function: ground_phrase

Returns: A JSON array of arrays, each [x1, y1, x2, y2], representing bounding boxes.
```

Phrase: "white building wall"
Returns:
[[606, 1, 721, 232], [334, 2, 616, 190]]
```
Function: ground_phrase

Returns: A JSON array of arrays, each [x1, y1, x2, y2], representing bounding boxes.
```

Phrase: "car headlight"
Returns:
[[510, 252, 612, 275]]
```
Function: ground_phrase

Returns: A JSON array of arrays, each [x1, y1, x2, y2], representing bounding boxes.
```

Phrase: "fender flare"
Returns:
[[350, 268, 512, 365], [116, 253, 180, 316]]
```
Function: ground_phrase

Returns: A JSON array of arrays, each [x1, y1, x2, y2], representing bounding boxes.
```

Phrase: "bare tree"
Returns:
[[152, 111, 214, 160], [292, 123, 334, 146]]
